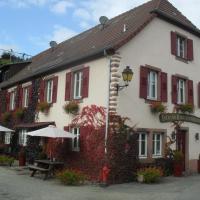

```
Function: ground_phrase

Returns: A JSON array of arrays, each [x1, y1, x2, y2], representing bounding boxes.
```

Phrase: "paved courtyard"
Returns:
[[0, 166, 200, 200]]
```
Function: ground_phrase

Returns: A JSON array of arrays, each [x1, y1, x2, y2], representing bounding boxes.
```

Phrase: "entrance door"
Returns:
[[176, 130, 186, 170]]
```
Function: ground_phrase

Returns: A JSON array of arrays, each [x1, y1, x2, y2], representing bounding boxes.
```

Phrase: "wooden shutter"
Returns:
[[6, 91, 10, 111], [52, 76, 58, 103], [39, 79, 45, 102], [187, 80, 194, 105], [187, 39, 194, 61], [160, 72, 168, 102], [171, 31, 177, 56], [139, 66, 148, 99], [64, 126, 70, 132], [28, 84, 33, 106], [65, 72, 72, 101], [82, 67, 90, 98], [18, 85, 23, 108], [172, 75, 177, 104]]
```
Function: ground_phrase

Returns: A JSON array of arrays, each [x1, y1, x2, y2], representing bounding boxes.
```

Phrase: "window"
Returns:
[[45, 79, 53, 103], [138, 133, 147, 158], [152, 133, 162, 157], [19, 129, 28, 146], [147, 71, 158, 100], [9, 90, 16, 110], [73, 71, 83, 99], [23, 87, 29, 108], [177, 35, 186, 59], [177, 79, 186, 104], [4, 132, 11, 144], [72, 127, 80, 151]]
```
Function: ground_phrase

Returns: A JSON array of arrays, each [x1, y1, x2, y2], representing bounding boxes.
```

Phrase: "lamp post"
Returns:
[[116, 66, 133, 94]]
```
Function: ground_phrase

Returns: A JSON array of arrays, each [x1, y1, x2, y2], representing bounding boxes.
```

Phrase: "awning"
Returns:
[[15, 122, 55, 129], [0, 125, 14, 132]]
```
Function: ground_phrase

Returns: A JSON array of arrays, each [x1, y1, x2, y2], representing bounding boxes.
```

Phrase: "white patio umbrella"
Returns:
[[26, 125, 75, 138], [0, 125, 14, 132]]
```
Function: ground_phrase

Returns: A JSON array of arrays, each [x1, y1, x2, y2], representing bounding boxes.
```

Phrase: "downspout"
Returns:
[[104, 49, 112, 155]]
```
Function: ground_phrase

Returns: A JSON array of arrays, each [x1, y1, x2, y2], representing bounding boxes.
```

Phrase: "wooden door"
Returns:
[[176, 130, 186, 170]]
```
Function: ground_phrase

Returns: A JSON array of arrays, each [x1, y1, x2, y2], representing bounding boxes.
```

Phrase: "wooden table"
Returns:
[[28, 159, 64, 180]]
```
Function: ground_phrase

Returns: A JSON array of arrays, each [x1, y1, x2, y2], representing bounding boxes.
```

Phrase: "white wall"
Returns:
[[38, 57, 110, 130], [118, 18, 200, 161]]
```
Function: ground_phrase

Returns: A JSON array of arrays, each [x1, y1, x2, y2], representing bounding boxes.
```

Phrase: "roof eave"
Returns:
[[152, 9, 200, 38]]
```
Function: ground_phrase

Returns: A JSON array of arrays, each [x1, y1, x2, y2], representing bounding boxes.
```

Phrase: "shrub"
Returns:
[[0, 155, 15, 166], [63, 101, 79, 115], [150, 102, 166, 114], [37, 102, 51, 114], [56, 169, 86, 185], [137, 167, 162, 183]]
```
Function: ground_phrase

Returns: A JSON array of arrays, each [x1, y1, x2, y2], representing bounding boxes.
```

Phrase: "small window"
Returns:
[[23, 87, 29, 108], [18, 129, 28, 146], [4, 132, 11, 144], [9, 90, 16, 111], [45, 79, 53, 103], [72, 127, 80, 151], [177, 79, 186, 104], [152, 133, 162, 157], [138, 133, 147, 158], [73, 71, 82, 99], [177, 35, 186, 59], [147, 71, 158, 100]]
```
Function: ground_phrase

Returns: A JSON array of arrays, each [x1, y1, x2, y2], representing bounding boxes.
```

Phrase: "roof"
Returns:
[[1, 0, 199, 89], [15, 122, 55, 129]]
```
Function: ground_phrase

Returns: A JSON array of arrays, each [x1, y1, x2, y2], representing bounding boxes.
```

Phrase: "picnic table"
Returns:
[[28, 159, 64, 180]]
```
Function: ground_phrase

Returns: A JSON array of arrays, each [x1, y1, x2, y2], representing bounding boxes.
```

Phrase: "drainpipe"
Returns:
[[104, 49, 112, 155]]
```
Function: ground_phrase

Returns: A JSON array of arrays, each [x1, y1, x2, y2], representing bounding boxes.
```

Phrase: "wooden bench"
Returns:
[[28, 165, 50, 180]]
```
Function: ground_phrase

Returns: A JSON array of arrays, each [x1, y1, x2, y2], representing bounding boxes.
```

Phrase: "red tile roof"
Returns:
[[1, 0, 199, 88]]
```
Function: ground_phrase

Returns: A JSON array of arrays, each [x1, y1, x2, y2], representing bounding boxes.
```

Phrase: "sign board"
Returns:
[[159, 113, 200, 125]]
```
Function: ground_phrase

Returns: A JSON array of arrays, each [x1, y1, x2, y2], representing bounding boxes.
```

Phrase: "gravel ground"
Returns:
[[0, 166, 200, 200]]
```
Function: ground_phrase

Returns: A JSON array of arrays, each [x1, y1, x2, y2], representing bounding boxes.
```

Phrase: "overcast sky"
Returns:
[[0, 0, 199, 56]]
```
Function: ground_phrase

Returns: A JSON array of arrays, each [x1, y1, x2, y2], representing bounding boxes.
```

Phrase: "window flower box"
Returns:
[[1, 112, 12, 123], [175, 104, 194, 114], [14, 108, 25, 120], [37, 102, 51, 114], [150, 102, 166, 114], [63, 101, 79, 115]]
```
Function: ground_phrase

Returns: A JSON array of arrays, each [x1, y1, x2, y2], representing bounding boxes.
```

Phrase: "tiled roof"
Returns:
[[1, 0, 199, 89]]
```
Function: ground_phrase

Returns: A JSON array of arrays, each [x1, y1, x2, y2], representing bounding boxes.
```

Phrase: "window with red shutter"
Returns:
[[139, 66, 148, 99], [187, 80, 194, 105], [161, 72, 168, 102], [52, 76, 58, 103], [187, 39, 194, 61], [65, 72, 72, 101], [82, 67, 89, 98], [172, 76, 178, 104]]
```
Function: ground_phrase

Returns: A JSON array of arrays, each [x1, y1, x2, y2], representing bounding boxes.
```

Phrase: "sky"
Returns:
[[0, 0, 200, 56]]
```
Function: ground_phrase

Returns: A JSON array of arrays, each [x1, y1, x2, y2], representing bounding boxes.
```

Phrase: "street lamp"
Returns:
[[116, 66, 133, 94]]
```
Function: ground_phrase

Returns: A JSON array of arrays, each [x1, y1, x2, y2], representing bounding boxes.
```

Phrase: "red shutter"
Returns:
[[18, 85, 23, 108], [29, 84, 33, 106], [160, 72, 168, 102], [139, 66, 148, 99], [172, 75, 177, 104], [171, 31, 177, 56], [65, 72, 72, 101], [64, 126, 69, 132], [82, 67, 90, 98], [6, 91, 10, 111], [187, 80, 194, 105], [0, 91, 2, 114], [52, 76, 58, 103], [39, 79, 45, 102], [198, 82, 200, 108], [187, 39, 194, 61]]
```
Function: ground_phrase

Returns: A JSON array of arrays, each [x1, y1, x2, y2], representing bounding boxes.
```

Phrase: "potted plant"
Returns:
[[175, 104, 194, 114], [150, 102, 166, 114], [14, 108, 25, 120], [37, 102, 51, 114], [63, 101, 79, 115], [1, 112, 12, 123], [173, 150, 184, 177]]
